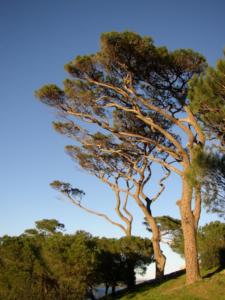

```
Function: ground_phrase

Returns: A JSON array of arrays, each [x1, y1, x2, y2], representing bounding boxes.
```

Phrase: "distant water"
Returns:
[[87, 286, 124, 299], [94, 286, 107, 298], [89, 282, 144, 299]]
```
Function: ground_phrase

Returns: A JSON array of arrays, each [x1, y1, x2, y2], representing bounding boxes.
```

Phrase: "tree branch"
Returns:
[[150, 168, 171, 203], [63, 192, 128, 235], [146, 156, 182, 176]]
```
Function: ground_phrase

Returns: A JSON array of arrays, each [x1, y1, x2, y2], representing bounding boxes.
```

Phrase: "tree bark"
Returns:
[[193, 184, 202, 230], [134, 194, 166, 279], [178, 179, 201, 284], [126, 222, 132, 237], [154, 244, 166, 280], [146, 214, 166, 280]]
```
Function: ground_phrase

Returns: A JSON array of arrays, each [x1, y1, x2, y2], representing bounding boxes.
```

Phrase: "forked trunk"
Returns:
[[178, 179, 201, 284]]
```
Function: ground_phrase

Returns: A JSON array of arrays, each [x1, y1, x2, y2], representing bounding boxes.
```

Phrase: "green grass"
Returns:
[[102, 268, 225, 300]]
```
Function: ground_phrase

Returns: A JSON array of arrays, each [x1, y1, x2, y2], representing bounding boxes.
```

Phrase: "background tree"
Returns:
[[96, 235, 153, 296], [44, 231, 99, 300], [198, 221, 225, 270], [0, 235, 58, 300], [35, 219, 65, 235], [0, 220, 154, 299], [95, 237, 122, 297], [117, 236, 153, 289], [143, 215, 183, 255], [36, 31, 207, 284], [188, 52, 225, 147], [197, 152, 225, 219], [168, 221, 225, 271], [188, 52, 225, 219]]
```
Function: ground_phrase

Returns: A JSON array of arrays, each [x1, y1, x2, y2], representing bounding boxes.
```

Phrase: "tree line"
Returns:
[[0, 219, 153, 300], [36, 31, 225, 285], [1, 219, 225, 299]]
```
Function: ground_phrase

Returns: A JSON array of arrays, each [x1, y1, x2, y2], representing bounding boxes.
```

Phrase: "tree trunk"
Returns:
[[146, 215, 166, 280], [178, 179, 201, 284], [154, 243, 166, 280], [126, 222, 132, 237], [193, 184, 201, 229], [111, 285, 116, 296], [87, 289, 96, 300], [135, 194, 166, 279], [105, 283, 109, 297], [125, 262, 136, 290]]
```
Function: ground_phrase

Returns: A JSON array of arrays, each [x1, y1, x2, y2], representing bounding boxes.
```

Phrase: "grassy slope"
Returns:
[[104, 269, 225, 300]]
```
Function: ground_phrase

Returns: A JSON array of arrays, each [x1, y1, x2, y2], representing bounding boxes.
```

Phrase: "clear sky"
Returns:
[[1, 0, 225, 276]]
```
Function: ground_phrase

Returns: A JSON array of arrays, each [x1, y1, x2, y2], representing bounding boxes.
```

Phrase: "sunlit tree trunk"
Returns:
[[178, 179, 201, 284], [134, 193, 166, 280], [146, 213, 166, 280]]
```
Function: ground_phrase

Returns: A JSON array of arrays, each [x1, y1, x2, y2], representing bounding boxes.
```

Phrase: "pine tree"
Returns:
[[36, 31, 207, 284], [189, 52, 225, 147]]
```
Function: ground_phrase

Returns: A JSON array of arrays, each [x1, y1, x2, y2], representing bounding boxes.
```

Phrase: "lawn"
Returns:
[[101, 268, 225, 300]]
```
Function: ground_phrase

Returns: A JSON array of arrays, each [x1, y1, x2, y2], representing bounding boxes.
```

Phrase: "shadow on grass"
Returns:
[[100, 269, 186, 299], [202, 266, 225, 279]]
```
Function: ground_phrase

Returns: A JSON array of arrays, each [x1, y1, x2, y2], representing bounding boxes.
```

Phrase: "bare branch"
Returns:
[[64, 192, 128, 235], [146, 156, 182, 176], [150, 168, 171, 203], [123, 180, 134, 223]]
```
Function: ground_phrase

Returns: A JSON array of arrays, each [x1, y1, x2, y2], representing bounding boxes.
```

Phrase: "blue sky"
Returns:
[[1, 0, 225, 275]]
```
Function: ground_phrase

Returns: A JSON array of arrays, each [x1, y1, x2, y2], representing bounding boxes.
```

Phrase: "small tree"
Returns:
[[95, 237, 121, 296], [96, 236, 153, 295], [35, 219, 65, 235], [118, 236, 153, 289]]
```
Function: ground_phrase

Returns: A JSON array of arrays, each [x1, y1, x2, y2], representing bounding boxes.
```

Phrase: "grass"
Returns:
[[101, 268, 225, 300]]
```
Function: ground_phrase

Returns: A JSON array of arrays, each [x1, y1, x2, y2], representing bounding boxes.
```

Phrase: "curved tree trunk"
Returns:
[[178, 179, 201, 284], [134, 194, 166, 280], [146, 214, 166, 280], [154, 242, 166, 280]]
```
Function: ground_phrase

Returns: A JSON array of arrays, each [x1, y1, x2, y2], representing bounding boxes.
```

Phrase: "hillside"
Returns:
[[102, 268, 225, 300]]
